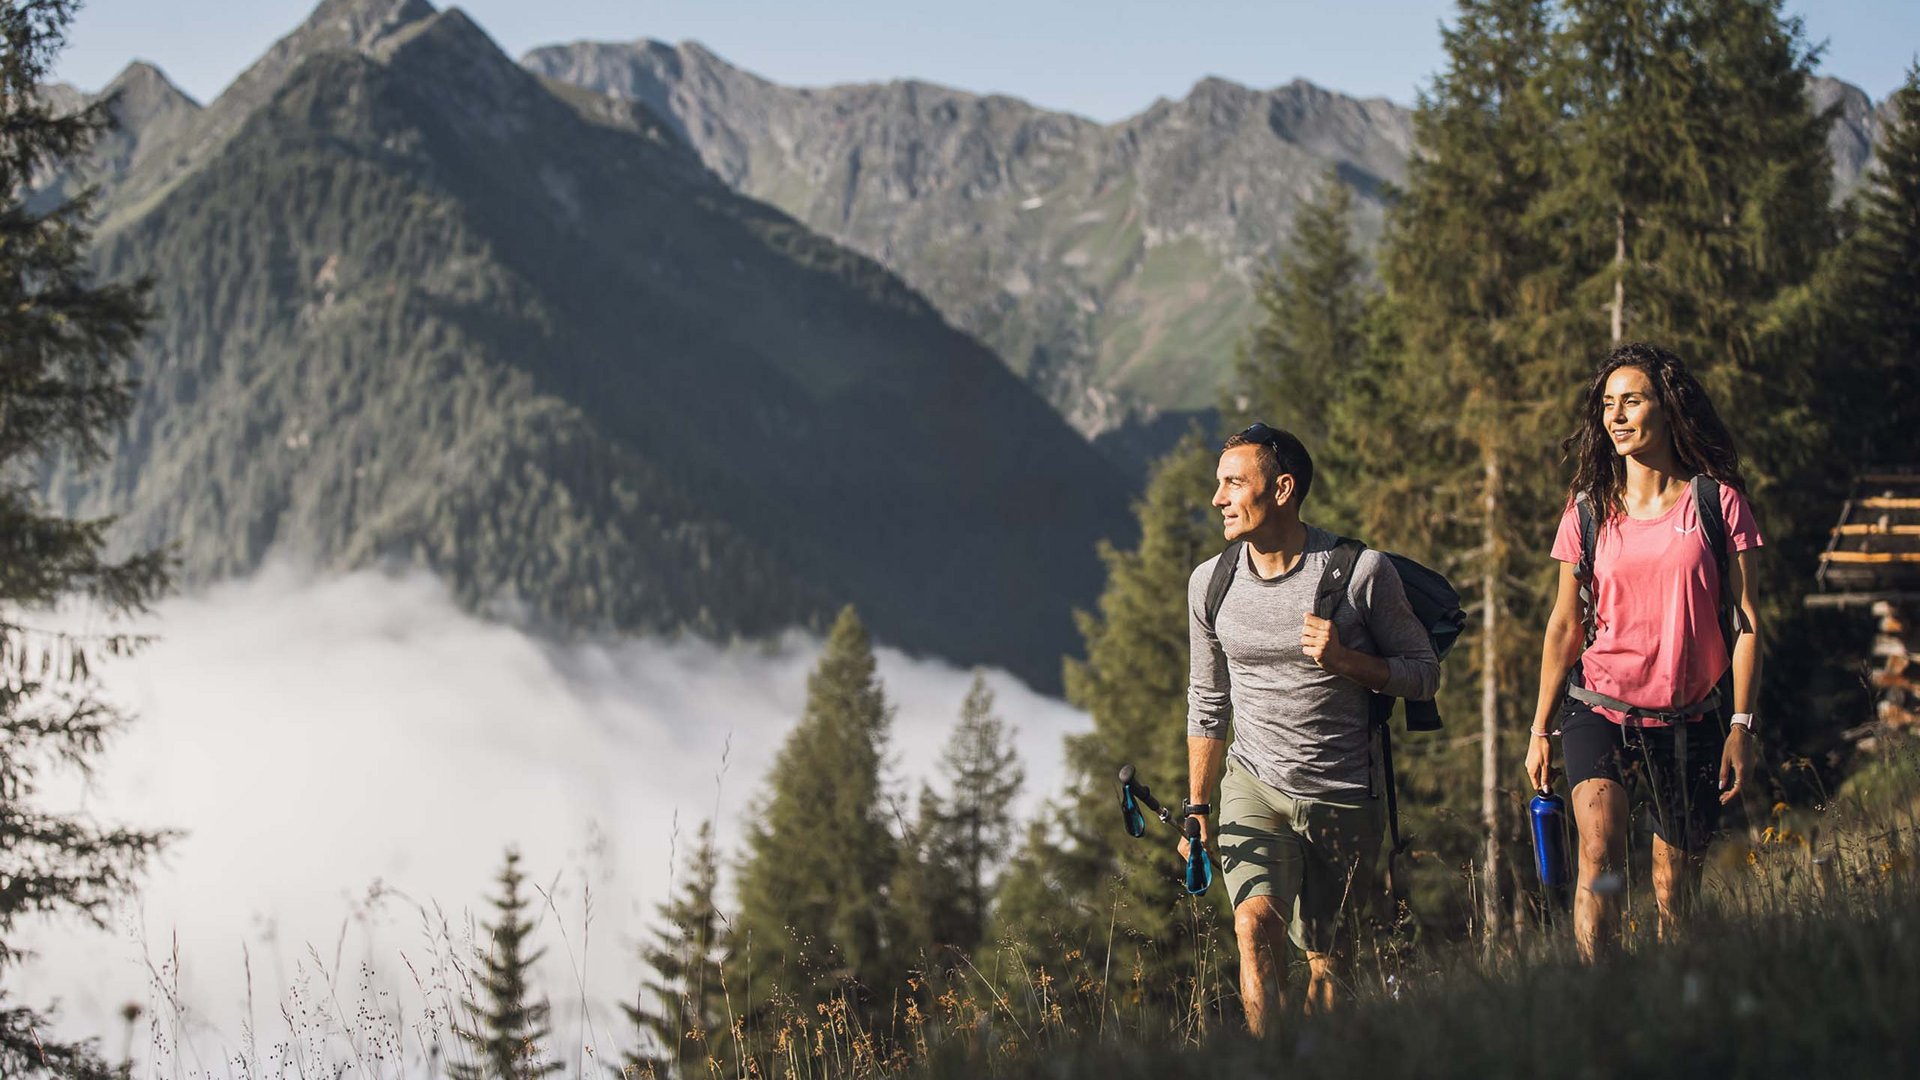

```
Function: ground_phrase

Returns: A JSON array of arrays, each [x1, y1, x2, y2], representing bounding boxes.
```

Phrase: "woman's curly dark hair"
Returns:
[[1563, 342, 1746, 517]]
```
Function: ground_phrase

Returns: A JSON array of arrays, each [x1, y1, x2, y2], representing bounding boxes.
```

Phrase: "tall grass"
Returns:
[[121, 739, 1920, 1080]]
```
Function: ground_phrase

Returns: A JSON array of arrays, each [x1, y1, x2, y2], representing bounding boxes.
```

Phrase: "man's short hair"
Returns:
[[1223, 423, 1314, 505]]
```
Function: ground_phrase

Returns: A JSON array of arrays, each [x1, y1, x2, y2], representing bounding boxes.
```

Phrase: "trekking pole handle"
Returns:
[[1117, 764, 1167, 817]]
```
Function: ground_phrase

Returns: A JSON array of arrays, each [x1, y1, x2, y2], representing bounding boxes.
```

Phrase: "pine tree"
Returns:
[[1550, 0, 1833, 366], [623, 821, 732, 1080], [735, 606, 900, 1012], [934, 675, 1022, 954], [1361, 0, 1567, 937], [1232, 172, 1369, 448], [1230, 171, 1372, 531], [1824, 65, 1920, 464], [451, 849, 561, 1080], [1, 3, 172, 1076], [897, 674, 1024, 964], [992, 435, 1226, 1000]]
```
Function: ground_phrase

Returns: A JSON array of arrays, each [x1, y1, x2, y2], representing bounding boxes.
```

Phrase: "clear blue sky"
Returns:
[[53, 0, 1920, 121]]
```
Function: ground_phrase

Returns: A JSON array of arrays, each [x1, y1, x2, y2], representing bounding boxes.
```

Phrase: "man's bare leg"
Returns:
[[1649, 833, 1699, 941], [1233, 896, 1290, 1037], [1303, 952, 1339, 1013], [1571, 777, 1628, 962]]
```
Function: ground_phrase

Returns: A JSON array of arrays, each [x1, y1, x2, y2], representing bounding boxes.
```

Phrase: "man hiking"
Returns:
[[1183, 424, 1439, 1036]]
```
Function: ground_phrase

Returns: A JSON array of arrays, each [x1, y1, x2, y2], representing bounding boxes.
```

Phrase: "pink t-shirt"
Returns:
[[1550, 483, 1762, 725]]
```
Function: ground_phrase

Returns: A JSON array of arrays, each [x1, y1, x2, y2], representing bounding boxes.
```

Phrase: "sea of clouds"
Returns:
[[16, 564, 1088, 1074]]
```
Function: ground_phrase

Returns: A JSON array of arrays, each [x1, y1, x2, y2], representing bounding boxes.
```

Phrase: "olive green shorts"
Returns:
[[1217, 755, 1383, 956]]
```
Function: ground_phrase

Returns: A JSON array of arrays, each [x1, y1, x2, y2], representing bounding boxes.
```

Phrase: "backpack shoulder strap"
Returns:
[[1315, 537, 1366, 622], [1690, 475, 1729, 575], [1574, 493, 1599, 648], [1690, 474, 1736, 648], [1202, 541, 1244, 631]]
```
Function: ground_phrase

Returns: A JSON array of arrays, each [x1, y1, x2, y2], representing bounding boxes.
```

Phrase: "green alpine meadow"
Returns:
[[5, 0, 1920, 1076]]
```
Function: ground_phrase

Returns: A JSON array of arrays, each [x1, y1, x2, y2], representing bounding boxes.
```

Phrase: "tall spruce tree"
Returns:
[[623, 820, 731, 1080], [1230, 171, 1372, 531], [938, 675, 1022, 952], [1232, 175, 1367, 440], [892, 784, 967, 969], [451, 848, 561, 1080], [1359, 0, 1566, 937], [1824, 66, 1920, 465], [1551, 0, 1833, 365], [1, 3, 172, 1075], [898, 674, 1023, 962], [993, 435, 1225, 999], [735, 606, 900, 1012]]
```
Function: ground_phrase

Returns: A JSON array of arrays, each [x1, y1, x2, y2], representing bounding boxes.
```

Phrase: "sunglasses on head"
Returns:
[[1236, 422, 1285, 449]]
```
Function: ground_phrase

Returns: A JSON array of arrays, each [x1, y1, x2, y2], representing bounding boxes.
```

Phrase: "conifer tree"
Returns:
[[623, 821, 731, 1080], [1233, 174, 1368, 444], [451, 848, 560, 1080], [892, 784, 966, 969], [993, 436, 1225, 996], [1361, 0, 1565, 936], [1, 3, 172, 1075], [1550, 0, 1833, 365], [898, 674, 1023, 962], [735, 606, 900, 1011], [1824, 66, 1920, 464], [937, 676, 1022, 950], [1230, 171, 1372, 530]]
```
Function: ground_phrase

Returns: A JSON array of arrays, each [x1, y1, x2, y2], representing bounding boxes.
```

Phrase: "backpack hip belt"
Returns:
[[1565, 681, 1721, 726]]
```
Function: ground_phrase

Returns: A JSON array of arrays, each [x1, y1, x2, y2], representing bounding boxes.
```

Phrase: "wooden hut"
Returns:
[[1807, 470, 1920, 736]]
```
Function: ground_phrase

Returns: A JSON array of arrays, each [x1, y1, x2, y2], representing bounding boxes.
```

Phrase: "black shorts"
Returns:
[[1558, 697, 1725, 852]]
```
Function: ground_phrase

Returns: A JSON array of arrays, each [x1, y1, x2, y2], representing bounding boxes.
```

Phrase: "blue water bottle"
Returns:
[[1529, 789, 1571, 910]]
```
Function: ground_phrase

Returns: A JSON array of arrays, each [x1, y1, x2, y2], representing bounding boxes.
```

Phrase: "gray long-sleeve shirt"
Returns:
[[1188, 525, 1440, 800]]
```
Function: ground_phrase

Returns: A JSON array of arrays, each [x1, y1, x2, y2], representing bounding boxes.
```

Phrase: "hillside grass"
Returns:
[[121, 739, 1920, 1079], [902, 740, 1920, 1080]]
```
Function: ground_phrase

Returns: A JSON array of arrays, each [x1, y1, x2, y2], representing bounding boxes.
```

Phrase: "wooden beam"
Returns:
[[1858, 497, 1920, 510], [1821, 551, 1920, 564], [1833, 524, 1920, 536], [1804, 591, 1920, 609]]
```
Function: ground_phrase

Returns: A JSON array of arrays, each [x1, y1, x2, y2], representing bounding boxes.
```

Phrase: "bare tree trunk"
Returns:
[[1481, 448, 1504, 941], [1610, 204, 1627, 343]]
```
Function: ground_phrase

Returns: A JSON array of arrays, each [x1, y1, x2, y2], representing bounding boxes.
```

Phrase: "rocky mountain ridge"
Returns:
[[39, 0, 1136, 688], [523, 39, 1416, 432], [524, 41, 1887, 434]]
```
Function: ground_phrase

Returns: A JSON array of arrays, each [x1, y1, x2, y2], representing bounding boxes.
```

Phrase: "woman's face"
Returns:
[[1601, 365, 1669, 459]]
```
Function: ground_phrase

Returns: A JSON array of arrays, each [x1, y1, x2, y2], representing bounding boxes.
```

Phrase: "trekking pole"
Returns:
[[1117, 764, 1214, 895]]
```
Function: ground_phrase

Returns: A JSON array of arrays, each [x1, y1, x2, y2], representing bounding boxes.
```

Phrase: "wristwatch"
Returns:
[[1182, 802, 1211, 818]]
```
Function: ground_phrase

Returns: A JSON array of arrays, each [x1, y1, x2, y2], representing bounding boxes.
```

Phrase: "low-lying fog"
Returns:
[[17, 565, 1087, 1072]]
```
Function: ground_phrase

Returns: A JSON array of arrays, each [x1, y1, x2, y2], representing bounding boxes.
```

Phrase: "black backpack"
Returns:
[[1200, 537, 1466, 855]]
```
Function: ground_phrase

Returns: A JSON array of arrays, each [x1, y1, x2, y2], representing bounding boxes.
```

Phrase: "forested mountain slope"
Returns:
[[523, 40, 1415, 431], [41, 0, 1135, 687]]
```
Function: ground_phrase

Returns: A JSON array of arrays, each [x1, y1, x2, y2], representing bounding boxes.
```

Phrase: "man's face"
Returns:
[[1213, 445, 1291, 541]]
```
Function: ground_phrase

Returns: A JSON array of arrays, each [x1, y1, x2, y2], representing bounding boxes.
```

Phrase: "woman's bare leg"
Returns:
[[1572, 777, 1629, 962]]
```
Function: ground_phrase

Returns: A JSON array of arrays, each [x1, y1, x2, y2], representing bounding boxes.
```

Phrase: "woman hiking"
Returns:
[[1526, 341, 1763, 960]]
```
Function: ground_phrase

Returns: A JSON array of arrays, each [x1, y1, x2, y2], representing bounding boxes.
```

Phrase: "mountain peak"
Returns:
[[371, 6, 537, 126], [104, 60, 201, 111], [296, 0, 438, 45], [212, 0, 434, 113]]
